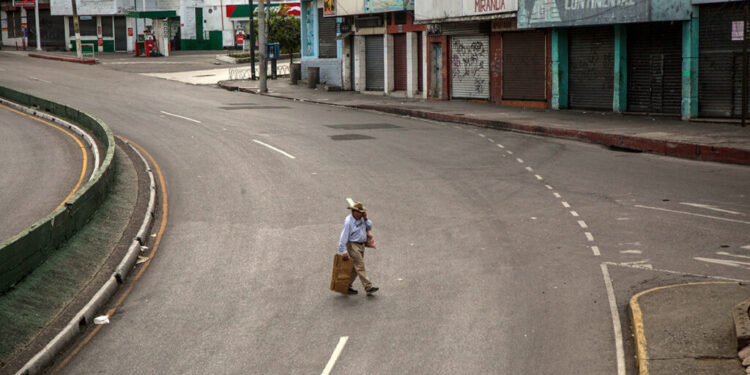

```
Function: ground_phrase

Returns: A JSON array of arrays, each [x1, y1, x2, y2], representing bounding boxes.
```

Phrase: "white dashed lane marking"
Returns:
[[562, 201, 571, 208], [570, 211, 579, 217], [553, 192, 561, 198], [578, 220, 588, 229], [591, 246, 601, 256], [525, 167, 534, 172], [585, 232, 595, 241], [535, 175, 543, 180]]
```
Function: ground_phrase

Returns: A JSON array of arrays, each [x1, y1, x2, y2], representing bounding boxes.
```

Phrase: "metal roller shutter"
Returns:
[[502, 31, 546, 101], [699, 2, 747, 118], [627, 22, 682, 114], [366, 35, 385, 91], [115, 16, 127, 51], [451, 35, 490, 99], [569, 26, 614, 110], [418, 32, 424, 92], [394, 34, 407, 91], [319, 8, 337, 58]]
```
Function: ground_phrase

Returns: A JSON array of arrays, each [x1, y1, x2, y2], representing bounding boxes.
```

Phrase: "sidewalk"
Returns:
[[630, 283, 750, 375], [218, 79, 750, 165]]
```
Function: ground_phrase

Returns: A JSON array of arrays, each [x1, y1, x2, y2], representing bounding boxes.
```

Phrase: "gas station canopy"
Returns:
[[126, 10, 178, 19]]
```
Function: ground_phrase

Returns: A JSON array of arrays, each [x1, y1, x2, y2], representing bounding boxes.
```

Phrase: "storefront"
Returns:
[[416, 0, 518, 101], [697, 1, 748, 118], [568, 26, 614, 110], [365, 33, 384, 90], [627, 22, 683, 114], [501, 29, 546, 103]]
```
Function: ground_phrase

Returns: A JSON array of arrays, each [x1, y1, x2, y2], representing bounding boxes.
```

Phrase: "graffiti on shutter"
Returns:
[[451, 35, 490, 99]]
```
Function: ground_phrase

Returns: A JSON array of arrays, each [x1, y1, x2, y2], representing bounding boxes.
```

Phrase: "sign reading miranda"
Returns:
[[12, 0, 35, 7], [469, 0, 516, 14]]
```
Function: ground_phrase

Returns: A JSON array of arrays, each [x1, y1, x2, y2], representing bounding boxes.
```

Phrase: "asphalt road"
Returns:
[[1, 51, 749, 375], [0, 103, 88, 242]]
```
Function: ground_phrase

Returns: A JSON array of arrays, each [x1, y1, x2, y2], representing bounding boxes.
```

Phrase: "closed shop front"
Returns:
[[394, 33, 407, 91], [26, 9, 65, 48], [451, 35, 490, 99], [366, 34, 385, 91], [627, 22, 682, 114], [502, 30, 546, 101], [569, 26, 614, 110], [699, 2, 748, 118], [319, 8, 337, 58]]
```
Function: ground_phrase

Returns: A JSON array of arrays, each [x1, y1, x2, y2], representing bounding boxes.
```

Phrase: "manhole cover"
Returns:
[[330, 134, 375, 141], [326, 123, 402, 130], [220, 106, 290, 110]]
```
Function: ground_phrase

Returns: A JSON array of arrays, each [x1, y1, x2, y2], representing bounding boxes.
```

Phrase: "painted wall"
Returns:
[[415, 0, 517, 22], [51, 0, 119, 16], [364, 0, 413, 13], [335, 0, 365, 16], [517, 0, 693, 28]]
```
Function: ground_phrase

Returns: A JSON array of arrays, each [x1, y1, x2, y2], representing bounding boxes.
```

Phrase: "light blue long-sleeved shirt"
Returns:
[[338, 214, 372, 254]]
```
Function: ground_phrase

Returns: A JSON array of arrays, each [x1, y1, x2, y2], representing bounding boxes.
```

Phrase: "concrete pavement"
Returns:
[[630, 282, 750, 375], [218, 79, 750, 165], [2, 51, 749, 374]]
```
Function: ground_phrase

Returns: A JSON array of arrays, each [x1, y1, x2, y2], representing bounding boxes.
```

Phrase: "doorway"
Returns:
[[430, 42, 442, 98]]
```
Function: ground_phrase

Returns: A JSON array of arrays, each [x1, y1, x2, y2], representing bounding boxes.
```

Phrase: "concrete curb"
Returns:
[[28, 53, 97, 65], [628, 282, 739, 375], [14, 140, 157, 375], [217, 81, 750, 166], [734, 300, 750, 349]]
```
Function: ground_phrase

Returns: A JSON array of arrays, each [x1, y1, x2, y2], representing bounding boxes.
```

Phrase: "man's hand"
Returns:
[[363, 212, 368, 220], [342, 253, 350, 261]]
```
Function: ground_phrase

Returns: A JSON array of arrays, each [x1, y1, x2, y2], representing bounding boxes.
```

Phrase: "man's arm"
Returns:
[[338, 217, 350, 255]]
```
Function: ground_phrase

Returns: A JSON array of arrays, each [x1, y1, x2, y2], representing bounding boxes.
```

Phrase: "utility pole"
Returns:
[[258, 0, 267, 92], [743, 1, 749, 128], [249, 0, 256, 79], [34, 0, 41, 51], [71, 0, 82, 59]]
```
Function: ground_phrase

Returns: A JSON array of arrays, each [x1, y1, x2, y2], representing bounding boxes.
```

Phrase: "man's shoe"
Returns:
[[365, 286, 379, 295], [347, 288, 358, 295]]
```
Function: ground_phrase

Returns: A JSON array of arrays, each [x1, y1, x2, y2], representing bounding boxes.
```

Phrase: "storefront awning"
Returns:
[[336, 31, 353, 40], [126, 10, 178, 19]]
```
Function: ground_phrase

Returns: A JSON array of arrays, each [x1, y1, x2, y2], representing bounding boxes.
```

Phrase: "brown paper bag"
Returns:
[[330, 253, 353, 294]]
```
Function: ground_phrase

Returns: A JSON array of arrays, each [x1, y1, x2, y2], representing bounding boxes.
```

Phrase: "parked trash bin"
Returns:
[[291, 63, 301, 85], [307, 67, 319, 89]]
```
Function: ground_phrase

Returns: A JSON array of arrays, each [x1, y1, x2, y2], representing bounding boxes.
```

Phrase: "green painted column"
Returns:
[[551, 29, 568, 110], [613, 24, 627, 113], [682, 9, 699, 120]]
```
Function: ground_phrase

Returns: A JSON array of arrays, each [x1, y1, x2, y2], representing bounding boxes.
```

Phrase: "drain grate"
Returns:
[[330, 134, 375, 141], [326, 123, 402, 130], [220, 106, 290, 110]]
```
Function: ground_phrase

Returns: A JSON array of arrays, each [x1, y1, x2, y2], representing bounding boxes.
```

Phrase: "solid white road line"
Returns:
[[717, 251, 750, 259], [600, 264, 626, 375], [252, 139, 297, 159], [634, 205, 750, 225], [694, 257, 750, 270], [160, 110, 202, 123], [321, 336, 349, 375], [29, 76, 52, 84], [679, 202, 744, 215], [591, 246, 601, 256], [585, 232, 594, 242], [570, 211, 579, 217], [562, 201, 571, 208], [578, 220, 588, 228], [605, 261, 749, 282]]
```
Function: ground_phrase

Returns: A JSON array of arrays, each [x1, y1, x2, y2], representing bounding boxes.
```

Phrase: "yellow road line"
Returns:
[[50, 136, 168, 374], [629, 281, 737, 375], [0, 103, 88, 210]]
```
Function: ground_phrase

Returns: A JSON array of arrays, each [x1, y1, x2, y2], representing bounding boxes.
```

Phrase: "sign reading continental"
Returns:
[[517, 0, 692, 28]]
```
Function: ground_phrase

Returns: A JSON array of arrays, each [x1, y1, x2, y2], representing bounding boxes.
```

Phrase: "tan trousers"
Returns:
[[347, 242, 373, 290]]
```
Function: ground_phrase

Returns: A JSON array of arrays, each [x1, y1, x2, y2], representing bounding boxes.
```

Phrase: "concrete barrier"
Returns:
[[0, 86, 115, 294]]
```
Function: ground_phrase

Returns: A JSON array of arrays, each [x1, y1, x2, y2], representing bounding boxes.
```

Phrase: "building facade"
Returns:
[[1, 0, 64, 50]]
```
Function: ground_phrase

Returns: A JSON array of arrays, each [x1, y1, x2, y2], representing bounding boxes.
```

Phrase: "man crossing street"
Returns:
[[338, 201, 379, 296]]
